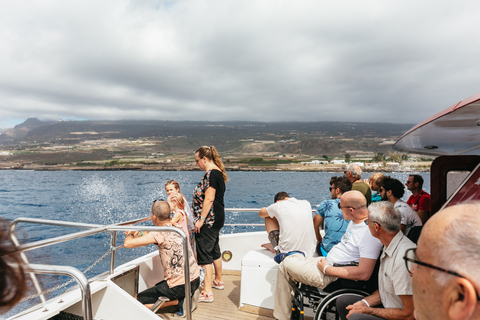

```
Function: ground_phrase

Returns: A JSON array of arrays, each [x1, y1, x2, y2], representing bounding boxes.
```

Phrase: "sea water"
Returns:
[[0, 170, 429, 318]]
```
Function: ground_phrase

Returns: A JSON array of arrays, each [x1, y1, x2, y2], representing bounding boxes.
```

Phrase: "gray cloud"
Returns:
[[1, 0, 480, 128]]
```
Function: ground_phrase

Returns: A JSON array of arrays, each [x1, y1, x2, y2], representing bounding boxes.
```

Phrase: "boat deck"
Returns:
[[156, 274, 274, 320]]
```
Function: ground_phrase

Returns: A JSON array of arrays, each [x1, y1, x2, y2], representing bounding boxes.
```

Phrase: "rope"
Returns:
[[21, 245, 124, 302]]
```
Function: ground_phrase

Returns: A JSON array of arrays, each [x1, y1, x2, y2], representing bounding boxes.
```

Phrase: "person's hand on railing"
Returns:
[[124, 230, 145, 238]]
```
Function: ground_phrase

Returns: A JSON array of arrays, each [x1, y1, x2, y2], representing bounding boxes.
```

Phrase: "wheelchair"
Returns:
[[290, 260, 380, 320], [291, 227, 421, 320]]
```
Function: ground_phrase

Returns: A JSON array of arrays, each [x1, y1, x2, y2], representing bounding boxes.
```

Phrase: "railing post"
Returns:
[[110, 231, 117, 275], [182, 231, 192, 320], [25, 264, 93, 320]]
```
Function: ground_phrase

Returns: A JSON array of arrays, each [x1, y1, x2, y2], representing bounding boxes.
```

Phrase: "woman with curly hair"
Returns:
[[1, 219, 27, 313]]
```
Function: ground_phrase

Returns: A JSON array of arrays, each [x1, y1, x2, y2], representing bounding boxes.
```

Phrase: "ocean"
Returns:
[[0, 170, 429, 318]]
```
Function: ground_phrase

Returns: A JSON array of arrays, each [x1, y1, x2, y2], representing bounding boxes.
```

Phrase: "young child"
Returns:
[[167, 193, 191, 244], [164, 180, 195, 235]]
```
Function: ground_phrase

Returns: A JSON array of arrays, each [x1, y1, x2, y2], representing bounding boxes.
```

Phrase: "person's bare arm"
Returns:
[[317, 257, 377, 281], [123, 231, 156, 249], [417, 210, 429, 224], [313, 215, 324, 242], [346, 294, 414, 320], [259, 207, 269, 218], [171, 211, 183, 224], [347, 290, 382, 311]]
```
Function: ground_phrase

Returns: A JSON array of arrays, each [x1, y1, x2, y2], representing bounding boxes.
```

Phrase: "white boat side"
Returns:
[[6, 210, 279, 320]]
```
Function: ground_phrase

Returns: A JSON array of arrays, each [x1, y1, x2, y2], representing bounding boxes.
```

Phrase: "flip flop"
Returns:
[[198, 292, 214, 303], [212, 279, 224, 290]]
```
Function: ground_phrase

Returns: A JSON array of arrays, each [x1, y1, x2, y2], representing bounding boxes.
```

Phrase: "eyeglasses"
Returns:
[[378, 187, 384, 193], [364, 219, 381, 227], [152, 199, 164, 203], [329, 186, 333, 191], [403, 248, 480, 302], [338, 203, 366, 210], [406, 181, 414, 184]]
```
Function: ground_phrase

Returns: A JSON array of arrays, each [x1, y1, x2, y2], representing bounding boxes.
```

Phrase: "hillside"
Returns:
[[0, 118, 421, 171]]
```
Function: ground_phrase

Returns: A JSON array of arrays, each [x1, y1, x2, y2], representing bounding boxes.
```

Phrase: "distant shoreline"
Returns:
[[1, 164, 430, 172]]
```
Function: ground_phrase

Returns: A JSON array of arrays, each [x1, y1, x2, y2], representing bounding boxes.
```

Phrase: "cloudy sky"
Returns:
[[1, 1, 480, 129]]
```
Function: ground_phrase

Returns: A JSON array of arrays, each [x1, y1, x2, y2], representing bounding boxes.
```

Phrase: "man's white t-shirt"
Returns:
[[327, 221, 382, 265], [266, 197, 316, 258], [394, 200, 422, 236]]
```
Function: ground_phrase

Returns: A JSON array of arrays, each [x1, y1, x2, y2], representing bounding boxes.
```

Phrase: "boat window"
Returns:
[[446, 171, 471, 199]]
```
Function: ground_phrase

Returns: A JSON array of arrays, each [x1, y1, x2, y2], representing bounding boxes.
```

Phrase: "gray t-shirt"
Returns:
[[394, 200, 422, 236]]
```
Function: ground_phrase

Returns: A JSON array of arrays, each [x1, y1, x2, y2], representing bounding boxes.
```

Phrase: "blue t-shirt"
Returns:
[[316, 198, 349, 253], [371, 191, 382, 203]]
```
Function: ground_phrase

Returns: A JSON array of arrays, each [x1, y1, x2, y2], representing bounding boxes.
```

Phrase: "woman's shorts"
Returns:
[[195, 227, 221, 265]]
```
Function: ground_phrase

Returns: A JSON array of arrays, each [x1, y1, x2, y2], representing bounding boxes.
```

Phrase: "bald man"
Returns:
[[273, 191, 383, 320], [406, 202, 480, 320]]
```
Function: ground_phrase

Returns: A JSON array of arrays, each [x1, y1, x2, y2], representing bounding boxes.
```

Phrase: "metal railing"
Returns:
[[9, 216, 191, 320], [8, 207, 317, 320]]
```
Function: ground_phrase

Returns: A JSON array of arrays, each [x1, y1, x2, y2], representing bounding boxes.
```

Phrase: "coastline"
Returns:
[[0, 162, 431, 172]]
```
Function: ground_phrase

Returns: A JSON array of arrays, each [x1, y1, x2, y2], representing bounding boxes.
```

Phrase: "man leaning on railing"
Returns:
[[123, 200, 200, 314]]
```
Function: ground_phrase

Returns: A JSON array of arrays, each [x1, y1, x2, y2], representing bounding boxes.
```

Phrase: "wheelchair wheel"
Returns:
[[314, 289, 368, 320]]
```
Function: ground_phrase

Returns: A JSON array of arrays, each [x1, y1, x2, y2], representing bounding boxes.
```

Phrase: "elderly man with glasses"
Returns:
[[403, 202, 480, 320], [273, 191, 383, 320], [336, 201, 416, 320]]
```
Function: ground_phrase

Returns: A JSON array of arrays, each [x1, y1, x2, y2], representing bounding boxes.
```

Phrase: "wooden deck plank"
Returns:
[[155, 274, 274, 320]]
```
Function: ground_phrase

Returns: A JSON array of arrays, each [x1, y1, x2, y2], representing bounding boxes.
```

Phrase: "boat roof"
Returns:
[[393, 91, 480, 156]]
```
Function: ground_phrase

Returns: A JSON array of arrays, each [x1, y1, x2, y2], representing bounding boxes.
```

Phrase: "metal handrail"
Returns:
[[24, 263, 93, 320], [8, 208, 316, 319], [9, 217, 192, 320]]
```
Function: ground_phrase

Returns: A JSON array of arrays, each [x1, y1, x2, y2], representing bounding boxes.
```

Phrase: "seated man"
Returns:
[[336, 201, 416, 320], [123, 200, 200, 311], [408, 202, 480, 320], [379, 177, 422, 236], [345, 164, 372, 206], [405, 174, 431, 224], [274, 191, 383, 320], [259, 191, 316, 258], [314, 176, 352, 256]]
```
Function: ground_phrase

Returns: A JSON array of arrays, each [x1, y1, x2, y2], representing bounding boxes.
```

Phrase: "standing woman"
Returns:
[[193, 146, 228, 303]]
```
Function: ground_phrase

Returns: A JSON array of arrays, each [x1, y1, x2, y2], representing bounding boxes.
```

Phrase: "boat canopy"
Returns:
[[393, 91, 480, 156]]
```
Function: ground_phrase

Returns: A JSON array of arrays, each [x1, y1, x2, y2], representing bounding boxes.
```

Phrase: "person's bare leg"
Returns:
[[261, 216, 280, 253], [264, 216, 279, 233], [261, 242, 275, 252], [144, 299, 179, 310], [213, 257, 223, 285], [202, 264, 213, 294]]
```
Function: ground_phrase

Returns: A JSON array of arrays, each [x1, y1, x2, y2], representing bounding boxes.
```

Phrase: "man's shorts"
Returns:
[[137, 278, 200, 305], [195, 226, 221, 266]]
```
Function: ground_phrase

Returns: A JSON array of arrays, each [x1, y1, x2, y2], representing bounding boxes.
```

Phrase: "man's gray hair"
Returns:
[[433, 202, 480, 287], [346, 164, 363, 179], [368, 201, 401, 232]]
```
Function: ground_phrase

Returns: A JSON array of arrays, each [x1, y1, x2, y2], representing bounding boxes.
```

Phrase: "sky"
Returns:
[[1, 1, 480, 129]]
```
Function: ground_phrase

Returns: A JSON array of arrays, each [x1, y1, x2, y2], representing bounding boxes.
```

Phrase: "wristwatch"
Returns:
[[200, 216, 206, 220]]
